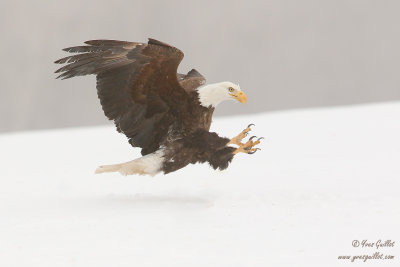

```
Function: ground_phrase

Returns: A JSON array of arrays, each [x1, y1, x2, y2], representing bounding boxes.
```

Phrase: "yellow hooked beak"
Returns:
[[231, 90, 247, 103]]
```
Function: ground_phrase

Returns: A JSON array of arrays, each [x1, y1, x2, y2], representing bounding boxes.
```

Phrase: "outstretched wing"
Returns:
[[178, 69, 206, 93], [55, 38, 190, 155]]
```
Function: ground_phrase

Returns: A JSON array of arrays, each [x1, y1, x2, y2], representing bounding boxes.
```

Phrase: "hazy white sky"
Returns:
[[1, 0, 400, 132]]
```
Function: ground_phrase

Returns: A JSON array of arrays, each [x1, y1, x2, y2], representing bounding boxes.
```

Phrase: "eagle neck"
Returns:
[[196, 83, 227, 108]]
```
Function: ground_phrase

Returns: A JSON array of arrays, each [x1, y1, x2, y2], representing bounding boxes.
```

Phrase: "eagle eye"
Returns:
[[228, 87, 234, 92]]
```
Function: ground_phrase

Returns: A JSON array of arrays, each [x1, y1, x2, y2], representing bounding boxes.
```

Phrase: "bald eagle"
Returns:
[[55, 38, 262, 176]]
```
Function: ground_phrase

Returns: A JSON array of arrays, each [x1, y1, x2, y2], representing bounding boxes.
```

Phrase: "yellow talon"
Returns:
[[233, 136, 263, 155], [228, 124, 254, 146]]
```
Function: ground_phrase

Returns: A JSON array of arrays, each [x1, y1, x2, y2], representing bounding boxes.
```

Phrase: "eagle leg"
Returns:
[[233, 136, 263, 155], [227, 124, 255, 146]]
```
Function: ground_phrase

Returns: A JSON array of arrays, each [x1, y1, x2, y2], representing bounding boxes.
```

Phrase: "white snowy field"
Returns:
[[1, 102, 399, 267]]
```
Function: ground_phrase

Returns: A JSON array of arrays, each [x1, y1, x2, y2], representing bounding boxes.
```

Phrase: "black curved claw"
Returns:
[[257, 137, 264, 141], [249, 136, 257, 140], [247, 123, 255, 128], [247, 148, 261, 154]]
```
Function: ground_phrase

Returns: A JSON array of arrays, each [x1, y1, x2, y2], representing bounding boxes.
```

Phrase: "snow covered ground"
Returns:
[[1, 102, 399, 267]]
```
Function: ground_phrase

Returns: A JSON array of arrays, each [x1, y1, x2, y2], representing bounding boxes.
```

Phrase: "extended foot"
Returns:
[[233, 136, 263, 154], [228, 124, 255, 146]]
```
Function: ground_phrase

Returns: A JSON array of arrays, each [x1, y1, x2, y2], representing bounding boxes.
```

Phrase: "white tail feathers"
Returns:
[[95, 163, 123, 174], [94, 150, 165, 176]]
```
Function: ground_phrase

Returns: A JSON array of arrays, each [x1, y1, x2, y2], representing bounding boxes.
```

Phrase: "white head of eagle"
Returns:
[[55, 38, 262, 176], [197, 82, 247, 107]]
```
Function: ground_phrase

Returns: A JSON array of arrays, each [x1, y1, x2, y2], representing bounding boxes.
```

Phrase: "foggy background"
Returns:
[[1, 0, 399, 133]]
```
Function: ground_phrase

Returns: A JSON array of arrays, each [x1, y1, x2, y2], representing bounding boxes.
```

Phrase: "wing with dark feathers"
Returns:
[[178, 69, 206, 92], [55, 38, 190, 155]]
